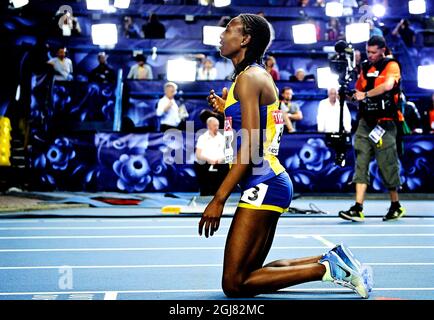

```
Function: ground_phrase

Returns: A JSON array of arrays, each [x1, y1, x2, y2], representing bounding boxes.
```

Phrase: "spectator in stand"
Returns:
[[265, 56, 280, 81], [317, 87, 352, 133], [392, 19, 415, 47], [156, 82, 182, 131], [368, 19, 384, 38], [197, 58, 218, 80], [326, 18, 344, 41], [47, 47, 73, 81], [290, 68, 315, 82], [298, 0, 310, 7], [127, 54, 153, 80], [88, 52, 116, 84], [313, 0, 325, 7], [290, 68, 306, 82], [142, 13, 166, 39], [122, 16, 141, 39], [280, 87, 302, 132], [354, 49, 362, 76], [424, 93, 434, 134], [54, 8, 81, 37]]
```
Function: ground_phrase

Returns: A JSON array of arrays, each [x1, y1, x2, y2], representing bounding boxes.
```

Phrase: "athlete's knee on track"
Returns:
[[222, 274, 252, 298]]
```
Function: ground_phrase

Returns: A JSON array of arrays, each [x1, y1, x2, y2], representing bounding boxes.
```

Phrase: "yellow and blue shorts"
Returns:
[[238, 171, 293, 214]]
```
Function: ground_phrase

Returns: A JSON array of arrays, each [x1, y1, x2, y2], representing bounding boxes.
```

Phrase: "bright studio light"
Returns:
[[372, 4, 386, 17], [316, 67, 339, 89], [86, 0, 110, 10], [292, 23, 317, 44], [418, 65, 434, 89], [325, 1, 344, 17], [214, 0, 231, 7], [167, 59, 197, 82], [114, 0, 130, 9], [203, 26, 225, 46], [10, 0, 29, 8], [409, 0, 426, 14], [345, 23, 370, 44], [91, 24, 118, 47]]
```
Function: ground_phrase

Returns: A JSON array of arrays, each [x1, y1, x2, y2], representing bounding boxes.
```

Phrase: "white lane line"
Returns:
[[0, 233, 433, 240], [311, 235, 335, 248], [0, 246, 320, 252], [1, 287, 434, 296], [1, 245, 434, 253], [0, 216, 432, 224], [0, 262, 433, 270], [103, 292, 118, 300], [1, 224, 434, 230]]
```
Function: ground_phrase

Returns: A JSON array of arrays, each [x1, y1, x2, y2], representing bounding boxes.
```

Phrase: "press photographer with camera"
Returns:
[[338, 36, 405, 222]]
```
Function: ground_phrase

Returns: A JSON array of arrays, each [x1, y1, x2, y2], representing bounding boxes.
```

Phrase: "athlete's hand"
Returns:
[[199, 198, 224, 238], [207, 87, 228, 114]]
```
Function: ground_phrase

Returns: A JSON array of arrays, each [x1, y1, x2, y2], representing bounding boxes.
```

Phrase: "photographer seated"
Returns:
[[194, 117, 229, 196], [339, 36, 405, 223], [317, 87, 351, 133]]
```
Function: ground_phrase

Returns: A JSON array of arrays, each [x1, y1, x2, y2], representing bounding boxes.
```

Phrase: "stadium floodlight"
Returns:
[[86, 0, 109, 10], [114, 0, 130, 9], [418, 65, 434, 89], [372, 4, 386, 17], [91, 24, 118, 47], [316, 67, 339, 89], [203, 26, 225, 46], [167, 59, 197, 82], [10, 0, 29, 8], [345, 23, 370, 44], [292, 23, 317, 44], [214, 0, 231, 7], [409, 0, 426, 14], [325, 1, 344, 17]]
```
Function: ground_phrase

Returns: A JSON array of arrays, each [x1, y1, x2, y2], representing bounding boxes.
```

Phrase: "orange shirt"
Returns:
[[356, 61, 401, 104]]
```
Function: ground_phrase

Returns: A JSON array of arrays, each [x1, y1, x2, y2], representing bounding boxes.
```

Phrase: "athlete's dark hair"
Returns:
[[367, 36, 386, 49], [232, 14, 271, 80]]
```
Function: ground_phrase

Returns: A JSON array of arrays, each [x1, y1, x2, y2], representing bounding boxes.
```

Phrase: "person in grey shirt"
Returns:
[[47, 47, 73, 81], [127, 54, 153, 80], [279, 87, 303, 132]]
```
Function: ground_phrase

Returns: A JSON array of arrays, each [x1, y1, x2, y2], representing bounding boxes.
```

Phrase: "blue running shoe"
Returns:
[[331, 244, 374, 292], [320, 251, 369, 299]]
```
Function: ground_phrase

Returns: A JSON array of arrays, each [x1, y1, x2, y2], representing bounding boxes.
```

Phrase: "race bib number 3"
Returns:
[[240, 183, 269, 207], [267, 110, 284, 156]]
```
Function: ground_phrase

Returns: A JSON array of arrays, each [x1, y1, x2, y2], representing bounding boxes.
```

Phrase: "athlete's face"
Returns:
[[219, 18, 245, 59], [367, 45, 385, 64]]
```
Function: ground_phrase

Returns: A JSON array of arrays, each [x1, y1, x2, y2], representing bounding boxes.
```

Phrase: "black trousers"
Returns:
[[194, 162, 229, 196]]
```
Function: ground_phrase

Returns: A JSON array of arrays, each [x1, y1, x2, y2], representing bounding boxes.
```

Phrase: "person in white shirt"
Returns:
[[194, 116, 229, 196], [195, 117, 225, 165], [156, 82, 181, 131], [317, 87, 352, 133], [197, 58, 218, 81], [47, 47, 73, 81]]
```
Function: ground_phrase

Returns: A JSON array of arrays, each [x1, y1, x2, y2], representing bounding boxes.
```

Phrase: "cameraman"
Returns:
[[339, 36, 405, 222]]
